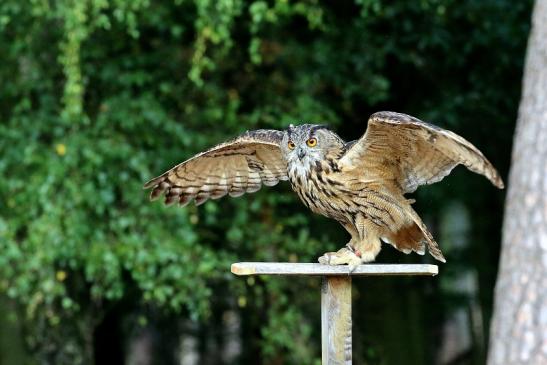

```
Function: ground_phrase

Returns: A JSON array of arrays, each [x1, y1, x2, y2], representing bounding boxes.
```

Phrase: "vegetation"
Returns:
[[0, 0, 532, 364]]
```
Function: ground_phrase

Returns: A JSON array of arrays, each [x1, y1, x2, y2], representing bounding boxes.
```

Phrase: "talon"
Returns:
[[318, 254, 330, 265], [317, 247, 362, 268]]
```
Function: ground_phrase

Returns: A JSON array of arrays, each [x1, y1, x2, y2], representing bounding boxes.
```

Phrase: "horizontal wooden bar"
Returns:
[[231, 262, 438, 277]]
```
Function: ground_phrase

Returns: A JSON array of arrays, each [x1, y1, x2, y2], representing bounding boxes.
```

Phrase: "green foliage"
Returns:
[[0, 0, 531, 364]]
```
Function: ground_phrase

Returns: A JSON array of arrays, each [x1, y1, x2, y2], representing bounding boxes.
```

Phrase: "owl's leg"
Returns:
[[318, 218, 382, 271], [317, 223, 362, 270], [351, 238, 381, 263], [317, 246, 362, 268], [350, 216, 381, 264]]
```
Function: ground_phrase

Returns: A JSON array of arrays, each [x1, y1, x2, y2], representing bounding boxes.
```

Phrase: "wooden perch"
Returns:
[[231, 262, 438, 365], [231, 262, 438, 276]]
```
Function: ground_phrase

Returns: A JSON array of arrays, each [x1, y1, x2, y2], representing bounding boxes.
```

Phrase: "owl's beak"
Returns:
[[297, 148, 306, 160]]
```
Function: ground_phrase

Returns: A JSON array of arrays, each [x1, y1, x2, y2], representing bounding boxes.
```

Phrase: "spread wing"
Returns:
[[144, 129, 288, 206], [339, 111, 504, 193]]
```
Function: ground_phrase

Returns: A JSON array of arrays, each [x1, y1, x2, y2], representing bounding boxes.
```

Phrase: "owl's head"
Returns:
[[281, 124, 344, 171]]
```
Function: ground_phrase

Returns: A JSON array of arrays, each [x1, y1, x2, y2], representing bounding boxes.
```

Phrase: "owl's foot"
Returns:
[[318, 246, 362, 272]]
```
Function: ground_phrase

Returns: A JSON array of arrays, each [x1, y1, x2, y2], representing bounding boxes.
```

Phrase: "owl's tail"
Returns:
[[409, 208, 446, 263], [382, 205, 446, 263]]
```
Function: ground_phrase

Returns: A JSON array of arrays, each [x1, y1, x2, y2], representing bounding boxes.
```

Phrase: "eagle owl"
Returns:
[[145, 112, 504, 269]]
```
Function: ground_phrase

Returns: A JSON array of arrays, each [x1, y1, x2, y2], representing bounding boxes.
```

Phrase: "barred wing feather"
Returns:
[[339, 111, 504, 193], [144, 130, 288, 206]]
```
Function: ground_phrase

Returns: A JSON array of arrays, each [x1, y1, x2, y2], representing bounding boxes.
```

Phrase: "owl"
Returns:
[[144, 111, 504, 269]]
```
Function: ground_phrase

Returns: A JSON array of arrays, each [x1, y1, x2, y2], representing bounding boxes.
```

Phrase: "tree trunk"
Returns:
[[487, 1, 547, 364]]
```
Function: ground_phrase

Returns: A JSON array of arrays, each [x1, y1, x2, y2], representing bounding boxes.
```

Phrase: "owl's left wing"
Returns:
[[338, 111, 504, 193], [144, 129, 288, 206]]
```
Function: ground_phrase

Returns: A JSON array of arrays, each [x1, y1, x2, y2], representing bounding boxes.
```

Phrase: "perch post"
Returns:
[[231, 262, 438, 365]]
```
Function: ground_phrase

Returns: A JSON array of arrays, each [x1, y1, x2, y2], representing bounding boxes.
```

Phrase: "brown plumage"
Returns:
[[144, 130, 288, 205], [144, 111, 504, 269]]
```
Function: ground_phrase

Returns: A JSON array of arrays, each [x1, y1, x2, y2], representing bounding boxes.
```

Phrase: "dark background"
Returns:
[[0, 1, 533, 364]]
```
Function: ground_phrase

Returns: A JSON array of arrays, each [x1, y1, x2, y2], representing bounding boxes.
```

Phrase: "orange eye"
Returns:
[[306, 138, 317, 147], [288, 141, 296, 150]]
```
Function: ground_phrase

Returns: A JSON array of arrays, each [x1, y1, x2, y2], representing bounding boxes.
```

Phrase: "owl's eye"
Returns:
[[288, 141, 296, 150], [306, 138, 317, 147]]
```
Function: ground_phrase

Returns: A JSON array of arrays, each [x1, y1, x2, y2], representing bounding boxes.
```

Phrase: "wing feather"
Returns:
[[144, 130, 288, 206], [339, 111, 504, 193]]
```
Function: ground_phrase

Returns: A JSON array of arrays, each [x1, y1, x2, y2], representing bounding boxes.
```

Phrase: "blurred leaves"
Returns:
[[0, 0, 531, 364]]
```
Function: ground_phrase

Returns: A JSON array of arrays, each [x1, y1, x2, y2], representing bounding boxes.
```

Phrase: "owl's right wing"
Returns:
[[144, 129, 288, 206], [338, 111, 504, 193]]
